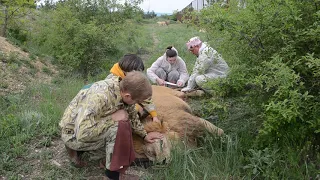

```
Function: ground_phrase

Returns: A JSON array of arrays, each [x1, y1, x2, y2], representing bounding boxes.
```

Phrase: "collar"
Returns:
[[110, 63, 125, 78], [199, 43, 207, 54]]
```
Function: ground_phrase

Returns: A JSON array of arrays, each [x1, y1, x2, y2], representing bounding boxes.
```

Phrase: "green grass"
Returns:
[[148, 135, 242, 179], [0, 20, 319, 179], [141, 22, 203, 73], [0, 78, 84, 178]]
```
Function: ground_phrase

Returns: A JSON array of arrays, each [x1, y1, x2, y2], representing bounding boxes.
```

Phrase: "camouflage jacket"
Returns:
[[106, 73, 157, 117], [59, 75, 147, 143]]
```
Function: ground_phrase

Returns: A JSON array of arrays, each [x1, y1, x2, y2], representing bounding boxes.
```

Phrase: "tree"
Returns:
[[0, 0, 35, 37], [30, 0, 145, 78]]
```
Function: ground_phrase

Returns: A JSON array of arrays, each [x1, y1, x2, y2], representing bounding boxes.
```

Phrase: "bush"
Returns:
[[29, 0, 144, 79], [197, 0, 320, 151]]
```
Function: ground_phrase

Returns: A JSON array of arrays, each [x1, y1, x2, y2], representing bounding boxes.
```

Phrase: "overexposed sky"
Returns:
[[139, 0, 192, 14]]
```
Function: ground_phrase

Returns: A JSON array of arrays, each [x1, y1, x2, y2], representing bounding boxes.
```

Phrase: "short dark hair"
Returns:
[[165, 46, 177, 58], [119, 54, 145, 72]]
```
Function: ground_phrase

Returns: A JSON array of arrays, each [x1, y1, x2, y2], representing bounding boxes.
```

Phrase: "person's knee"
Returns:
[[195, 75, 206, 88], [155, 68, 167, 80], [167, 70, 179, 83]]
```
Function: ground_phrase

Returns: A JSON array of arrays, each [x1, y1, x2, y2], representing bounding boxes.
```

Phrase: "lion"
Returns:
[[133, 86, 224, 164], [156, 21, 169, 26]]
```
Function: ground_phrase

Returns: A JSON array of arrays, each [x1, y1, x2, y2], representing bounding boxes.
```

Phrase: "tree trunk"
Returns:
[[1, 6, 8, 37]]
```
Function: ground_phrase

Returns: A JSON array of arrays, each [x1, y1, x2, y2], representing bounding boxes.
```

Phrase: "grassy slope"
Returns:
[[0, 21, 317, 179]]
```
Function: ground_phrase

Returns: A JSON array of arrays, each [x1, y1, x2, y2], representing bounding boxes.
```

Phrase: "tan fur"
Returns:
[[156, 21, 170, 26], [133, 85, 224, 162]]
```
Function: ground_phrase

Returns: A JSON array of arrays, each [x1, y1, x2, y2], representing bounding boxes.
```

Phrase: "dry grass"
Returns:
[[0, 37, 58, 95]]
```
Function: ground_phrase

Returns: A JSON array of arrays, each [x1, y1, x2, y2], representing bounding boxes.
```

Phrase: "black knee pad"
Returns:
[[105, 169, 119, 180]]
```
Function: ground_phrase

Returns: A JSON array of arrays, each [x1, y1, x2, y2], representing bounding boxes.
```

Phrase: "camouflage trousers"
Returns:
[[155, 68, 179, 83], [62, 123, 118, 169]]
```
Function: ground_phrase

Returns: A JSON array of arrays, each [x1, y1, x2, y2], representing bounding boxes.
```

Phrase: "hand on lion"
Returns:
[[144, 132, 164, 143], [152, 116, 161, 123]]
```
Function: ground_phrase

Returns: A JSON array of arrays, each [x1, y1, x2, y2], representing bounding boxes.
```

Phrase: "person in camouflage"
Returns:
[[182, 37, 229, 96], [59, 71, 164, 179], [107, 54, 160, 123]]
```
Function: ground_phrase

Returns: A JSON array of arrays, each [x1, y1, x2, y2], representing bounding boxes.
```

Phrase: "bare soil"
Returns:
[[20, 138, 150, 179], [0, 37, 58, 96]]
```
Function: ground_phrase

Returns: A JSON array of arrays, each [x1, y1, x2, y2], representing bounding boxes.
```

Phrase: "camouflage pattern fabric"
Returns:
[[59, 75, 147, 168], [106, 73, 157, 117]]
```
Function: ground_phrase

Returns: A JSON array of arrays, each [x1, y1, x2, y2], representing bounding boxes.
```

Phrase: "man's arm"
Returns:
[[140, 97, 157, 118], [129, 104, 163, 143], [128, 105, 148, 138]]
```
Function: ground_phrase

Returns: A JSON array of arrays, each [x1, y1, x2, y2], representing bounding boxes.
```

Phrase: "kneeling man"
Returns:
[[59, 71, 163, 180]]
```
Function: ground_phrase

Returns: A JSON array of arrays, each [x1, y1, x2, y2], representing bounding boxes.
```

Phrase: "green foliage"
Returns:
[[243, 148, 280, 179], [42, 66, 52, 75], [0, 0, 36, 37], [195, 0, 320, 151], [149, 135, 242, 179], [29, 0, 145, 78], [0, 79, 84, 175], [1, 3, 319, 178], [143, 11, 157, 19], [171, 10, 179, 21]]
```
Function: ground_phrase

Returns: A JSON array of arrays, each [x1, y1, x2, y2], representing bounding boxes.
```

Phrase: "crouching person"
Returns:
[[59, 71, 164, 180]]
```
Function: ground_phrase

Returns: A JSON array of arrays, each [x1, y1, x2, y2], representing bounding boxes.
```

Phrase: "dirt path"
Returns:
[[21, 138, 150, 179], [138, 31, 159, 63], [152, 32, 160, 50]]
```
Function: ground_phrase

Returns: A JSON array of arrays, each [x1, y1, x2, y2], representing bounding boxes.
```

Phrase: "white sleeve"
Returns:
[[186, 50, 212, 89], [177, 57, 189, 85], [147, 57, 163, 83]]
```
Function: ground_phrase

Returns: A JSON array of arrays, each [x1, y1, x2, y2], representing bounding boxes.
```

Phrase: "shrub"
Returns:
[[196, 0, 320, 150]]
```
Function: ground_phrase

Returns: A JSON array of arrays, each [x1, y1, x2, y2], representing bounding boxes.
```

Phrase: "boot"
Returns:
[[65, 145, 88, 168], [185, 90, 205, 97]]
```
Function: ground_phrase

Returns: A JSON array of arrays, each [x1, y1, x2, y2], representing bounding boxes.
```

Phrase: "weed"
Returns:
[[0, 51, 7, 62], [23, 59, 35, 69], [0, 81, 9, 88], [42, 66, 52, 75], [28, 53, 37, 61], [8, 52, 20, 64]]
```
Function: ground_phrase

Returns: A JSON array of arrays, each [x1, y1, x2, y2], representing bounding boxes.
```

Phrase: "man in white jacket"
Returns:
[[147, 46, 189, 88], [181, 37, 229, 95]]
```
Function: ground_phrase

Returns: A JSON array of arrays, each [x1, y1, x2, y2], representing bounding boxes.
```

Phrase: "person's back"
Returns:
[[198, 43, 229, 76], [107, 54, 160, 122], [60, 71, 164, 179], [181, 37, 229, 95], [60, 75, 125, 143]]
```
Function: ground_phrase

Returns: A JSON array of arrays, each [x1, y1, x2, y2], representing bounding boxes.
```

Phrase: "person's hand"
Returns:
[[111, 109, 128, 122], [144, 132, 164, 143], [181, 87, 192, 92], [156, 78, 165, 86], [152, 116, 161, 123], [177, 81, 183, 87]]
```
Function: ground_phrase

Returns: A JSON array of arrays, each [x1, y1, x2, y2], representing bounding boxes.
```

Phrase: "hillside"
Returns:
[[0, 37, 58, 96]]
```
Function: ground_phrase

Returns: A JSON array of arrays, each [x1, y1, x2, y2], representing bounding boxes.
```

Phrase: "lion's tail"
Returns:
[[199, 118, 224, 136]]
